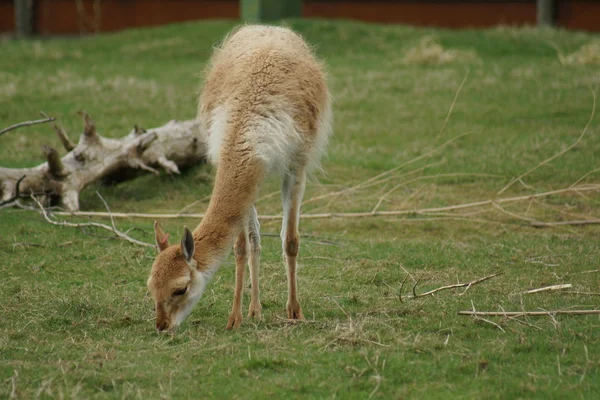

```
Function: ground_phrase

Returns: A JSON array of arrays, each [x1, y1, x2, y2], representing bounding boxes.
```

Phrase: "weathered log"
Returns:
[[0, 113, 208, 211]]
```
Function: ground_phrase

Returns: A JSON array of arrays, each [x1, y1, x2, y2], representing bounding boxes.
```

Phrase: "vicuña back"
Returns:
[[199, 25, 331, 174]]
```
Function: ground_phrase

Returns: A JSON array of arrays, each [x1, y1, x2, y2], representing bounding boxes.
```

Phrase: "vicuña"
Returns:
[[147, 25, 332, 331]]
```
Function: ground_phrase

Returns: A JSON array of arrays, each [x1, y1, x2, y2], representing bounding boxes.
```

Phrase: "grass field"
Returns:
[[1, 19, 600, 399]]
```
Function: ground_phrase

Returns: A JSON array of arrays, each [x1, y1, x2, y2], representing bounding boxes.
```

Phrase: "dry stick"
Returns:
[[40, 111, 75, 151], [458, 310, 600, 317], [562, 291, 600, 296], [398, 273, 410, 303], [0, 115, 55, 137], [257, 189, 282, 202], [437, 69, 470, 144], [410, 272, 503, 299], [31, 195, 154, 248], [175, 194, 212, 215], [565, 269, 600, 276], [414, 69, 470, 202], [273, 315, 320, 324], [532, 219, 600, 227], [492, 202, 539, 223], [412, 275, 424, 299], [470, 300, 506, 333], [570, 167, 600, 189], [498, 89, 597, 196], [530, 198, 600, 227], [302, 132, 471, 206], [348, 159, 446, 205], [49, 184, 600, 220], [372, 172, 502, 213], [96, 191, 119, 233], [533, 197, 599, 222], [523, 284, 572, 294]]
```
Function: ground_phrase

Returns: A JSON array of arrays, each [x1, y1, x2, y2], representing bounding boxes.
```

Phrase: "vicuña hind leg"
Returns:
[[281, 168, 306, 320], [227, 228, 248, 329], [247, 206, 262, 319]]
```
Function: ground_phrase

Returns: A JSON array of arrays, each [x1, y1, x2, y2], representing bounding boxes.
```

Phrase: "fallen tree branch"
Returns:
[[523, 283, 572, 294], [405, 272, 502, 299], [31, 195, 154, 248], [458, 309, 600, 317], [41, 111, 75, 151], [0, 115, 55, 137], [1, 114, 208, 210], [0, 175, 26, 207]]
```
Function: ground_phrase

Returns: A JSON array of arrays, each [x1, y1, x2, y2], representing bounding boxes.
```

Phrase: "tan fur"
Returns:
[[147, 25, 332, 331]]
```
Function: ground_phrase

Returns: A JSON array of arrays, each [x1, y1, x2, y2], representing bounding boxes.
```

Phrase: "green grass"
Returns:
[[1, 19, 600, 399]]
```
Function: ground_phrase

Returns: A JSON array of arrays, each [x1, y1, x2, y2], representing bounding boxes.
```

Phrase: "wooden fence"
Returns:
[[2, 0, 599, 35]]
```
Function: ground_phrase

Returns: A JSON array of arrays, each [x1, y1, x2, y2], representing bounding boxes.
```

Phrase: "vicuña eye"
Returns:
[[173, 287, 187, 296]]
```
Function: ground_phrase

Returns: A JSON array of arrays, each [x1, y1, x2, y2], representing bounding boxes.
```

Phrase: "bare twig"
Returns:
[[437, 69, 470, 145], [564, 269, 600, 276], [96, 191, 118, 232], [46, 184, 600, 220], [492, 202, 538, 222], [498, 89, 596, 195], [458, 310, 600, 317], [412, 274, 423, 298], [413, 69, 470, 204], [372, 172, 501, 213], [40, 111, 75, 151], [411, 273, 502, 299], [570, 166, 600, 189], [581, 344, 589, 383], [562, 291, 600, 296], [31, 195, 153, 248], [273, 315, 320, 324], [302, 132, 471, 206], [10, 369, 18, 399], [470, 300, 505, 332], [523, 284, 572, 294], [398, 273, 409, 303], [532, 219, 600, 228], [0, 116, 55, 137]]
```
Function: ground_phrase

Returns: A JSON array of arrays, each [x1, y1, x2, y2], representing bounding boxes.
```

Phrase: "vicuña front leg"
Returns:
[[282, 169, 306, 320], [247, 206, 263, 320], [227, 229, 248, 329]]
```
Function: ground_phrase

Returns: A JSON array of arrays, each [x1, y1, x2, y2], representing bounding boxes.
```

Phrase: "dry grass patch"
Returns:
[[562, 41, 600, 66], [402, 36, 479, 65]]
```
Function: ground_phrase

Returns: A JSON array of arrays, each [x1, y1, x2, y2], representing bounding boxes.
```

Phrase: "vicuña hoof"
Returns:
[[226, 312, 243, 330], [248, 302, 263, 320], [286, 301, 304, 320]]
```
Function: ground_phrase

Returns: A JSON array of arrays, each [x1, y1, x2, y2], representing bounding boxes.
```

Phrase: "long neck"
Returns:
[[192, 153, 264, 271]]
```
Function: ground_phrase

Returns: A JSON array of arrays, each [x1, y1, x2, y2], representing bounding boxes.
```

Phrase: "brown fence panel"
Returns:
[[34, 0, 239, 35], [1, 1, 15, 33], [556, 0, 600, 32], [304, 1, 537, 28], [0, 1, 598, 35]]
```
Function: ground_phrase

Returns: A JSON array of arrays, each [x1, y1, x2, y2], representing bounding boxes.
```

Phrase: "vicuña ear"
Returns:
[[181, 226, 195, 263], [154, 221, 170, 252]]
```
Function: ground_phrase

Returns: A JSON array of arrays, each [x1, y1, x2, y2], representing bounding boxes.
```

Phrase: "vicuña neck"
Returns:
[[191, 154, 264, 271]]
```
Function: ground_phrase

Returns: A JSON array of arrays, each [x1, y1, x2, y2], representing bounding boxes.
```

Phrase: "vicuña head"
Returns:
[[147, 24, 332, 332], [147, 223, 208, 331]]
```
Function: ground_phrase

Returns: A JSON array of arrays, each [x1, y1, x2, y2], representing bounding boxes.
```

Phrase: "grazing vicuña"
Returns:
[[147, 25, 332, 331]]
